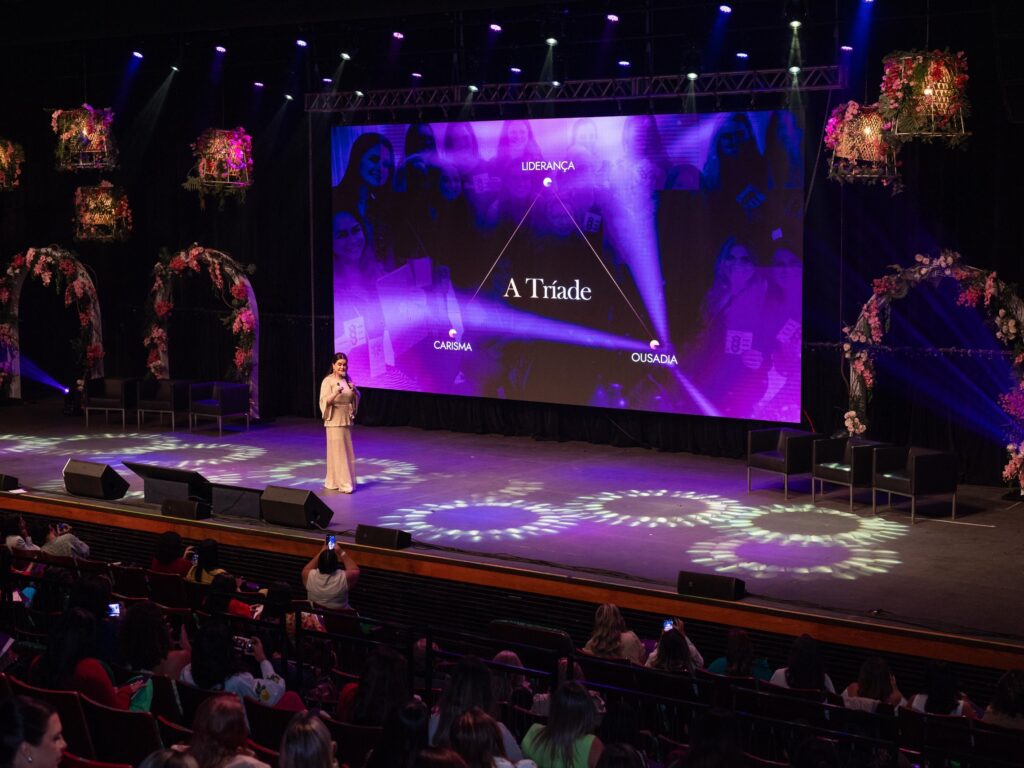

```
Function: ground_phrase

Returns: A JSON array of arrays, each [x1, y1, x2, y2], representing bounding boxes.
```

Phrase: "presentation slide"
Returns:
[[330, 110, 803, 421]]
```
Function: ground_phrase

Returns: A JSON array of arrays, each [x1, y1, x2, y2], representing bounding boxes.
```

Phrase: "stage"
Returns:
[[1, 399, 1022, 648]]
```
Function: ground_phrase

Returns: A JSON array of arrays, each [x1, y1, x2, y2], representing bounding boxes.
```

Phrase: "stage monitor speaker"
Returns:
[[0, 474, 19, 491], [161, 498, 211, 520], [677, 570, 745, 601], [260, 486, 332, 529], [356, 523, 411, 550], [63, 459, 129, 500]]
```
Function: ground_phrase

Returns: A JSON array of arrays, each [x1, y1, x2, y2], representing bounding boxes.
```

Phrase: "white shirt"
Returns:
[[305, 569, 350, 610]]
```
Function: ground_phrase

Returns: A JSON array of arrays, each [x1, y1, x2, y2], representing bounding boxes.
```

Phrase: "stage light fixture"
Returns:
[[789, 19, 802, 29], [215, 45, 226, 53], [285, 94, 294, 101], [618, 60, 630, 67], [322, 77, 332, 83], [392, 31, 404, 40], [789, 65, 801, 74], [467, 84, 479, 92], [296, 39, 307, 47], [719, 4, 732, 13], [354, 90, 364, 97], [736, 51, 749, 59], [171, 65, 180, 72], [254, 81, 265, 88], [552, 80, 561, 87], [489, 23, 502, 32], [132, 51, 143, 59], [340, 52, 351, 61], [510, 66, 522, 74], [841, 44, 854, 51], [411, 71, 422, 79], [546, 37, 558, 46], [607, 13, 619, 22], [687, 71, 699, 80]]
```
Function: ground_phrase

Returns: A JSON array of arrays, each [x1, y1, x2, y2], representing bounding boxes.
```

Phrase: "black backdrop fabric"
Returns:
[[1, 2, 1023, 485]]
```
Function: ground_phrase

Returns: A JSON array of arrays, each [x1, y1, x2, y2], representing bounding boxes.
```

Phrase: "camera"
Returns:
[[108, 603, 121, 618], [326, 534, 336, 550], [663, 619, 674, 633], [233, 635, 254, 654], [189, 550, 199, 565]]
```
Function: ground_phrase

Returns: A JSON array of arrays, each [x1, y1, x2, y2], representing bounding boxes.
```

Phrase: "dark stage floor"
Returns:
[[1, 399, 1021, 644]]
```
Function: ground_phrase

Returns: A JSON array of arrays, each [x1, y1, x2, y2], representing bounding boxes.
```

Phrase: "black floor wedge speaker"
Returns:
[[161, 498, 211, 520], [260, 486, 333, 529], [0, 475, 19, 491], [677, 570, 745, 601], [63, 459, 129, 500], [356, 524, 411, 550]]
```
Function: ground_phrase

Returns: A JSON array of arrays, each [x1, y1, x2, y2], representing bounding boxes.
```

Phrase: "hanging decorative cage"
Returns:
[[0, 138, 25, 190], [879, 50, 970, 145], [74, 181, 133, 242], [825, 101, 902, 191], [183, 127, 253, 208], [51, 104, 118, 171]]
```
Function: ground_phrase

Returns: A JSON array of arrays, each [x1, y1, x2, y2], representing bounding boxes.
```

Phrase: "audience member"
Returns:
[[908, 660, 975, 717], [37, 521, 90, 559], [2, 514, 38, 551], [365, 699, 430, 768], [595, 701, 654, 767], [983, 669, 1024, 730], [0, 696, 65, 768], [204, 574, 253, 618], [302, 543, 360, 610], [769, 634, 835, 693], [706, 629, 771, 681], [416, 748, 471, 768], [593, 744, 645, 768], [151, 531, 195, 577], [841, 656, 905, 712], [179, 619, 300, 709], [120, 599, 192, 680], [531, 659, 605, 718], [65, 574, 121, 663], [187, 695, 269, 768], [187, 539, 229, 585], [521, 681, 604, 768], [645, 624, 701, 674], [279, 711, 335, 768], [430, 656, 523, 760], [491, 650, 533, 709], [450, 707, 537, 768], [337, 644, 411, 725], [583, 604, 645, 665], [138, 750, 200, 768]]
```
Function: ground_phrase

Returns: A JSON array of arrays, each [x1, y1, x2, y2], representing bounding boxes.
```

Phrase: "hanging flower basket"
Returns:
[[74, 181, 133, 242], [183, 127, 253, 208], [879, 49, 970, 146], [0, 138, 25, 190], [825, 101, 902, 192], [51, 104, 118, 171]]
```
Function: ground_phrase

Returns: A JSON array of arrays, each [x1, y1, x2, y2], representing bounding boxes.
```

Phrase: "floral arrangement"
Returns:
[[74, 181, 132, 241], [0, 138, 25, 190], [824, 101, 902, 192], [183, 127, 253, 208], [844, 250, 1024, 490], [145, 245, 258, 395], [0, 246, 104, 397], [879, 49, 969, 145], [51, 104, 118, 170]]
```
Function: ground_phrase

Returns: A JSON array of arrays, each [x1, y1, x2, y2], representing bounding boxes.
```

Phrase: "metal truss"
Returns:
[[305, 65, 842, 114]]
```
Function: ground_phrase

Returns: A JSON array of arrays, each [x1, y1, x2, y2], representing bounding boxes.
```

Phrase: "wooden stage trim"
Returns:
[[6, 492, 1024, 671]]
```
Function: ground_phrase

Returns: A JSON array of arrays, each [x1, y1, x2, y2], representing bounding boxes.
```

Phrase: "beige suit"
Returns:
[[319, 374, 359, 492]]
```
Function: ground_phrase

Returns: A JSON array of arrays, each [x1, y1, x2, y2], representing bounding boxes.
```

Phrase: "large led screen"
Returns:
[[331, 111, 803, 421]]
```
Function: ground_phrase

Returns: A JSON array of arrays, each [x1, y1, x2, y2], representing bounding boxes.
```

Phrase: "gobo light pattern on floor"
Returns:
[[378, 498, 579, 542], [562, 489, 739, 528]]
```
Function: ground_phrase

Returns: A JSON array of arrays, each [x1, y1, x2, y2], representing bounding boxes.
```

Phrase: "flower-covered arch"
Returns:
[[0, 246, 104, 398], [144, 245, 259, 418], [844, 249, 1024, 487]]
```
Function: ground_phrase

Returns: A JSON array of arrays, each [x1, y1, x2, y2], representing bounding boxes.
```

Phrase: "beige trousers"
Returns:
[[325, 426, 356, 492]]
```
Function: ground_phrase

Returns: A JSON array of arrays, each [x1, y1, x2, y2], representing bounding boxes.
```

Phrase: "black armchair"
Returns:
[[136, 379, 191, 431], [812, 437, 888, 510], [872, 446, 959, 523], [83, 377, 139, 431], [188, 381, 251, 436], [747, 428, 824, 499]]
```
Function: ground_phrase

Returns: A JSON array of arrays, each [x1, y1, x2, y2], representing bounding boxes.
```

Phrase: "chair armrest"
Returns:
[[781, 432, 823, 471], [873, 446, 909, 474], [912, 452, 959, 494], [218, 383, 250, 413], [84, 378, 105, 399], [190, 382, 216, 404], [748, 429, 780, 456], [813, 438, 847, 465], [121, 378, 139, 407]]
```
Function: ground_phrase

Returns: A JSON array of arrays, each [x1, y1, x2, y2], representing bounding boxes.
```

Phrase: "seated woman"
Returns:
[[365, 699, 430, 768], [186, 695, 269, 768], [769, 634, 835, 693], [336, 644, 411, 724], [582, 604, 645, 665], [908, 660, 976, 718], [279, 711, 336, 768], [204, 574, 253, 618], [706, 628, 771, 681], [645, 620, 703, 673], [151, 531, 195, 577], [841, 657, 906, 712], [982, 669, 1024, 730], [0, 696, 66, 768], [522, 681, 604, 768], [187, 539, 229, 585], [492, 650, 534, 710], [450, 707, 537, 768], [179, 619, 301, 710], [531, 659, 605, 718], [302, 542, 360, 610], [120, 599, 192, 681], [252, 581, 325, 635]]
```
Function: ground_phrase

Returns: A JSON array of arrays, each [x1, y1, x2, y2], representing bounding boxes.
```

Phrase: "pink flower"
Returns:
[[85, 343, 104, 365], [230, 282, 248, 301], [154, 300, 174, 318], [232, 308, 256, 335], [234, 347, 252, 370]]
